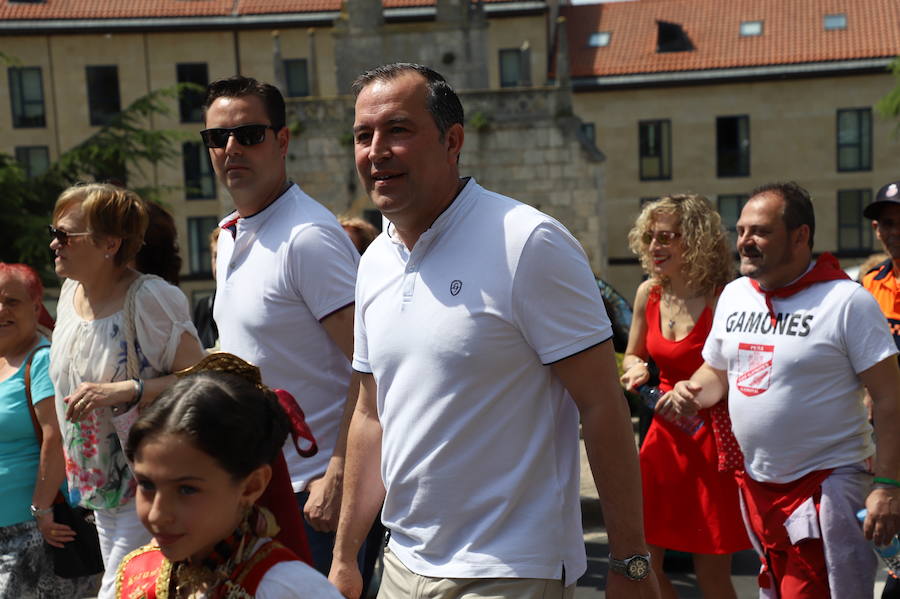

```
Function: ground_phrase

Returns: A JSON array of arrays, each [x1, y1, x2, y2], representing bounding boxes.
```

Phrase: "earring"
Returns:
[[104, 254, 110, 259]]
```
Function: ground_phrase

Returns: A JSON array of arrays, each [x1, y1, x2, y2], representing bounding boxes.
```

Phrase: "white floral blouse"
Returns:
[[49, 277, 198, 510]]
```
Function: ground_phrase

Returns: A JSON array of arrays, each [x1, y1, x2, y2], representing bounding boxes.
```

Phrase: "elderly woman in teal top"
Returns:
[[0, 263, 96, 598]]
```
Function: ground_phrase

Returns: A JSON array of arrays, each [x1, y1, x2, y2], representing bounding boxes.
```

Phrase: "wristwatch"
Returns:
[[30, 504, 53, 518], [608, 553, 651, 581]]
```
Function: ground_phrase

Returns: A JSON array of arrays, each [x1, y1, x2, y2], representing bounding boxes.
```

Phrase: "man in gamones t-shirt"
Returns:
[[663, 182, 900, 599]]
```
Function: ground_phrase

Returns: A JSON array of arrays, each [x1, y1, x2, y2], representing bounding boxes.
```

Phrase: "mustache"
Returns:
[[741, 248, 762, 258]]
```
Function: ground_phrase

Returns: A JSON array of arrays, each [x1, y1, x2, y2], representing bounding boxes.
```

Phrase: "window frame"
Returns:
[[836, 189, 874, 255], [739, 21, 763, 37], [284, 58, 311, 98], [717, 194, 749, 249], [188, 216, 221, 276], [8, 66, 46, 128], [176, 62, 209, 123], [716, 115, 750, 178], [85, 65, 121, 126], [14, 145, 50, 178], [182, 141, 217, 200], [638, 119, 672, 181], [824, 13, 847, 31], [836, 108, 872, 172], [498, 48, 522, 88]]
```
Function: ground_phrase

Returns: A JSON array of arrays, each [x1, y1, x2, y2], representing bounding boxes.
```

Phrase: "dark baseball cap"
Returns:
[[864, 180, 900, 219]]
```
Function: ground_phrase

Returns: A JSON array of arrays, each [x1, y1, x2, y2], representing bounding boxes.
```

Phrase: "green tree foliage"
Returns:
[[0, 85, 195, 279], [877, 56, 900, 127]]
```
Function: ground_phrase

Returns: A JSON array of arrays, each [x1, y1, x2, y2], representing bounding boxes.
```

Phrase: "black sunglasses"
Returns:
[[48, 225, 92, 246], [200, 124, 278, 148]]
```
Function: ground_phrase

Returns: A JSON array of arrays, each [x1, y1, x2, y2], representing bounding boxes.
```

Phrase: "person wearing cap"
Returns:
[[862, 181, 900, 355], [862, 182, 900, 599]]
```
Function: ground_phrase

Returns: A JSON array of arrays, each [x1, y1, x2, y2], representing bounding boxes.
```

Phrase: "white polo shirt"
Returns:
[[215, 184, 359, 491], [353, 179, 612, 584], [703, 277, 897, 483]]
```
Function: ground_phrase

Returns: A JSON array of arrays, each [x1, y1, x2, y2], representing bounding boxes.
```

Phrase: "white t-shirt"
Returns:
[[215, 184, 359, 491], [353, 179, 612, 585], [250, 539, 343, 599], [703, 276, 898, 483]]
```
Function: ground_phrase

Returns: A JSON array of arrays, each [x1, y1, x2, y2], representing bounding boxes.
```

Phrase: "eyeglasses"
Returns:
[[641, 231, 682, 246], [48, 225, 92, 246], [200, 124, 278, 148]]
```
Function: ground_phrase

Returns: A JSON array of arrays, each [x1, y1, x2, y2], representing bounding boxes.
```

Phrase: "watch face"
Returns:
[[627, 556, 650, 579]]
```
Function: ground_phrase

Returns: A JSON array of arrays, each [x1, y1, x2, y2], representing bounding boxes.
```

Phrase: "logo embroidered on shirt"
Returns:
[[450, 280, 462, 296]]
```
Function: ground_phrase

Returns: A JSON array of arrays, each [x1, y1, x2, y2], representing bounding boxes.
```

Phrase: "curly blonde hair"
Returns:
[[627, 194, 733, 293]]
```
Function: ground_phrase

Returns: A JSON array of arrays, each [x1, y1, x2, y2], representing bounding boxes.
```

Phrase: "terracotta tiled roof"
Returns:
[[562, 0, 900, 78], [0, 0, 516, 20]]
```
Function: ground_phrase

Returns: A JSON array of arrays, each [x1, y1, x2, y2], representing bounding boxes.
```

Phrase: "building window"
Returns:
[[836, 108, 871, 172], [177, 63, 208, 123], [638, 120, 671, 180], [740, 21, 763, 36], [837, 189, 873, 252], [716, 115, 750, 177], [824, 13, 847, 31], [499, 49, 522, 88], [86, 65, 121, 126], [8, 67, 45, 128], [182, 142, 216, 199], [188, 216, 220, 275], [588, 32, 611, 47], [14, 146, 50, 178], [285, 59, 310, 97], [718, 194, 749, 248], [580, 122, 596, 144]]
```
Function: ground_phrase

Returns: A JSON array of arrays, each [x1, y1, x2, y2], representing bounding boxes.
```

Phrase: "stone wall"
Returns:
[[286, 86, 609, 271]]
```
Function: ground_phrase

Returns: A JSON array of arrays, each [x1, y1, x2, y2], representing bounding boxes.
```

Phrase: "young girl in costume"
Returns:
[[115, 370, 342, 598]]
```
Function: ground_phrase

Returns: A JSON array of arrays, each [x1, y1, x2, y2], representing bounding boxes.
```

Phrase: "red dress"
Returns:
[[639, 287, 749, 554]]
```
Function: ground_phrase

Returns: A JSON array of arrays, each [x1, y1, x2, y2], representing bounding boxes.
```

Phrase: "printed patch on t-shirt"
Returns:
[[736, 343, 774, 396]]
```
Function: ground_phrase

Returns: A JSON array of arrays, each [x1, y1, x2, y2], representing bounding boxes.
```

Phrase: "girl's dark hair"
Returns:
[[125, 371, 290, 480]]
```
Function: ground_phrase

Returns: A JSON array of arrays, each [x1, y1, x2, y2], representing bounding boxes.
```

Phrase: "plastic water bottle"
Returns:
[[637, 385, 704, 436], [857, 509, 900, 574]]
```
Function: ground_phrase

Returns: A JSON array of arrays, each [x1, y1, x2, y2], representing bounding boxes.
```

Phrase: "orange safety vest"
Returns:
[[116, 540, 298, 599], [862, 259, 900, 353]]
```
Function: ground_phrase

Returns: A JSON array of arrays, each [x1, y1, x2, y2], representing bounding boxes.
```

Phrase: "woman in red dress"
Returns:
[[620, 194, 748, 598]]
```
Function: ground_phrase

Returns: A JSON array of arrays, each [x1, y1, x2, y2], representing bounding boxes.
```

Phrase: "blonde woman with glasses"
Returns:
[[620, 194, 748, 599]]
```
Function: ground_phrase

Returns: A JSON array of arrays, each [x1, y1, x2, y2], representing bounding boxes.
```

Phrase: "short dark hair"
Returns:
[[203, 76, 286, 131], [750, 181, 815, 248], [351, 63, 464, 140], [125, 372, 290, 481]]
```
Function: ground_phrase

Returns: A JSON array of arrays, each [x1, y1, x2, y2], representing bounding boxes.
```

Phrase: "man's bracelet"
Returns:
[[626, 361, 648, 370], [874, 477, 900, 488]]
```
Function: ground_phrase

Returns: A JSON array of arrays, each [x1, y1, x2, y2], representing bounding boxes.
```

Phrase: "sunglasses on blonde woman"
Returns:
[[641, 231, 681, 246], [48, 225, 92, 246]]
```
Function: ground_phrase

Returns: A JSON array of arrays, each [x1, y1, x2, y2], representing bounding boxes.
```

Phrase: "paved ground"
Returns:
[[574, 436, 889, 598]]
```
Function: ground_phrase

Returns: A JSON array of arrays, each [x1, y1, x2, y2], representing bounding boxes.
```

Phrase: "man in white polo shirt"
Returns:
[[202, 76, 362, 575], [328, 63, 658, 599]]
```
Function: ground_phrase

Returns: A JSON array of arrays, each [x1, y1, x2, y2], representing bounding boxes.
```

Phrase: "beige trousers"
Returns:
[[377, 547, 576, 599]]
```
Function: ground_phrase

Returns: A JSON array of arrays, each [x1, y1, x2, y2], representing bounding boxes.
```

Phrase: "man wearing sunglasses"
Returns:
[[663, 182, 900, 598], [202, 76, 364, 577]]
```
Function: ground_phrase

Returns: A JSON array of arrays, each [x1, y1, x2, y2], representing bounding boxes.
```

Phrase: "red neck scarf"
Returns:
[[749, 252, 849, 323]]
